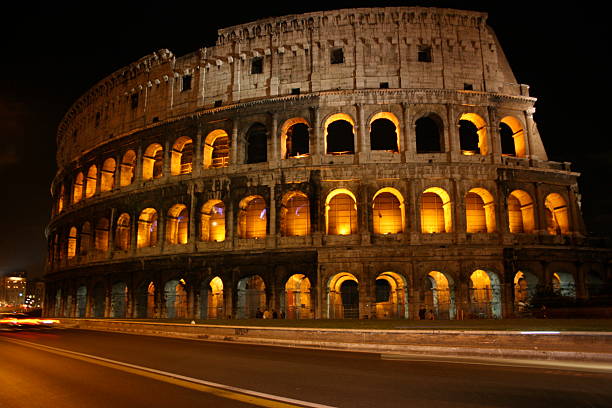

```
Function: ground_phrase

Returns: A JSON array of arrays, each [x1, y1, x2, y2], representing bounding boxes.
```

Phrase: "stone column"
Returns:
[[134, 144, 143, 184], [356, 103, 367, 161], [162, 138, 171, 180], [311, 107, 321, 163], [230, 120, 239, 167], [402, 102, 413, 161], [270, 112, 279, 166], [194, 124, 203, 178]]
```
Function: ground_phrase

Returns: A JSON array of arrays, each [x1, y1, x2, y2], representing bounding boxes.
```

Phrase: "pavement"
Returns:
[[57, 318, 612, 363]]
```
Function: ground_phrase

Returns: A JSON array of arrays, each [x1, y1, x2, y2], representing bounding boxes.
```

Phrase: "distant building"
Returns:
[[25, 279, 45, 309], [1, 274, 27, 309]]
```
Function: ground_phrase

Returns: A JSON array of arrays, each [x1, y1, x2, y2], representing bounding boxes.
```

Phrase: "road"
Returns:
[[1, 328, 611, 407]]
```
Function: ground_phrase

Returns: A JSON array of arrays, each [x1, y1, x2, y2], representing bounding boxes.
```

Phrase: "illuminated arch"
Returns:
[[119, 150, 136, 186], [236, 275, 266, 319], [459, 113, 488, 155], [327, 272, 359, 319], [545, 193, 570, 235], [420, 187, 452, 233], [514, 271, 538, 312], [369, 112, 400, 152], [508, 190, 535, 233], [500, 116, 526, 157], [375, 272, 408, 319], [201, 277, 224, 319], [100, 158, 116, 192], [325, 188, 358, 235], [170, 136, 193, 175], [280, 118, 310, 159], [73, 172, 84, 203], [284, 274, 312, 319], [466, 188, 496, 233], [280, 191, 311, 236], [95, 218, 109, 251], [469, 269, 502, 318], [203, 129, 230, 168], [142, 143, 163, 180], [238, 196, 267, 239], [422, 271, 456, 319], [166, 204, 189, 245], [553, 271, 576, 298], [114, 213, 131, 250], [164, 279, 187, 318], [137, 208, 158, 248], [85, 165, 97, 198], [67, 226, 77, 259], [324, 113, 355, 155], [200, 200, 225, 242], [372, 187, 405, 234]]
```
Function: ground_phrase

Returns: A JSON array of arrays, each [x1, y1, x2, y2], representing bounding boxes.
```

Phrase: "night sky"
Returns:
[[1, 1, 610, 279]]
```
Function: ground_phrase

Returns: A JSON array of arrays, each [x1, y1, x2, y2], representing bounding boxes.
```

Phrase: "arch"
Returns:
[[137, 208, 158, 248], [236, 275, 266, 319], [142, 143, 163, 180], [416, 113, 444, 153], [375, 272, 408, 319], [281, 118, 310, 159], [553, 272, 576, 298], [372, 188, 405, 234], [67, 226, 77, 259], [284, 274, 312, 319], [203, 129, 230, 168], [73, 172, 84, 203], [500, 116, 526, 157], [120, 150, 136, 186], [324, 113, 355, 155], [85, 165, 97, 198], [459, 113, 488, 155], [466, 188, 496, 233], [80, 222, 91, 255], [164, 279, 187, 319], [92, 282, 105, 318], [114, 213, 131, 250], [327, 272, 359, 319], [95, 218, 109, 251], [100, 158, 116, 192], [508, 190, 535, 233], [469, 270, 502, 318], [110, 282, 128, 318], [280, 191, 311, 236], [422, 271, 456, 320], [514, 271, 538, 312], [325, 189, 358, 235], [246, 123, 268, 164], [135, 281, 156, 318], [170, 136, 193, 175], [420, 187, 452, 233], [238, 196, 267, 239], [201, 277, 224, 319], [76, 285, 87, 318], [200, 200, 226, 242], [166, 204, 189, 245], [369, 112, 400, 152], [545, 193, 570, 235], [56, 184, 65, 214]]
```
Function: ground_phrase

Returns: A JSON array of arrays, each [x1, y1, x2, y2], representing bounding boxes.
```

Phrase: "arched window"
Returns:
[[142, 143, 163, 180], [465, 188, 496, 233], [281, 119, 310, 159], [545, 193, 570, 235], [85, 165, 97, 198], [369, 113, 399, 152], [281, 192, 310, 236], [115, 213, 131, 250], [203, 130, 230, 168], [137, 208, 158, 248], [246, 123, 268, 164], [415, 114, 443, 153], [100, 158, 116, 192], [325, 114, 355, 155], [170, 137, 193, 175], [375, 272, 408, 319], [469, 270, 502, 319], [508, 190, 535, 233], [420, 188, 452, 233], [500, 116, 526, 157], [459, 113, 488, 155], [80, 222, 91, 255], [67, 227, 77, 259], [284, 274, 312, 319], [166, 204, 189, 244], [95, 218, 110, 251], [120, 150, 136, 186], [372, 189, 404, 234], [326, 189, 357, 235], [200, 200, 225, 242], [73, 172, 84, 204], [239, 196, 267, 238], [328, 272, 359, 319]]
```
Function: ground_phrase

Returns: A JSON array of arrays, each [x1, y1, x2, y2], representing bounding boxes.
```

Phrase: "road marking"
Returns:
[[2, 337, 336, 408]]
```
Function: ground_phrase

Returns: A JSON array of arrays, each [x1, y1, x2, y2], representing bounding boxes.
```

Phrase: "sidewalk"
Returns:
[[59, 318, 612, 363]]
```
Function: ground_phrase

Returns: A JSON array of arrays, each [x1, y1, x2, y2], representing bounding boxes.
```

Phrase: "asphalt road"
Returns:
[[1, 329, 611, 408]]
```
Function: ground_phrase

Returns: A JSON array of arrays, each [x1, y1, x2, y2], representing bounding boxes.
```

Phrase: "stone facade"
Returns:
[[45, 7, 610, 320]]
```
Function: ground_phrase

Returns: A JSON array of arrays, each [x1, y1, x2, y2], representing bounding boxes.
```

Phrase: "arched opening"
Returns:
[[459, 113, 488, 155], [280, 191, 311, 236], [95, 218, 109, 251], [67, 226, 77, 259], [203, 130, 230, 168], [327, 273, 359, 319], [54, 289, 62, 317], [85, 165, 97, 198], [372, 188, 405, 234], [500, 116, 526, 157], [110, 282, 128, 318], [466, 188, 496, 233], [76, 286, 87, 318], [135, 281, 156, 318], [238, 196, 267, 239], [170, 136, 193, 175], [56, 185, 65, 214], [166, 204, 189, 245], [369, 113, 399, 152], [325, 114, 355, 155], [508, 190, 535, 233], [514, 271, 538, 313], [200, 200, 226, 242], [114, 213, 131, 250], [422, 271, 455, 319], [553, 272, 576, 298], [420, 187, 452, 233], [164, 279, 187, 319], [137, 208, 158, 248], [545, 193, 570, 235], [100, 158, 116, 192], [284, 274, 312, 319], [416, 114, 443, 153], [469, 270, 502, 319], [142, 143, 163, 180], [246, 123, 268, 164], [73, 172, 84, 203], [375, 272, 408, 319], [201, 277, 224, 319], [120, 150, 136, 186], [236, 275, 266, 319], [281, 119, 310, 159], [92, 283, 105, 318], [326, 189, 358, 235], [80, 222, 91, 255]]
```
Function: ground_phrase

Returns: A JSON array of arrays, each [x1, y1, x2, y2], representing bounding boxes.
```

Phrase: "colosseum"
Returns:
[[45, 7, 610, 321]]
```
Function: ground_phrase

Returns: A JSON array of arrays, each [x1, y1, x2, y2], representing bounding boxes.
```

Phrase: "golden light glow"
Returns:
[[373, 188, 405, 234], [142, 143, 163, 180], [421, 187, 451, 233], [170, 136, 193, 176], [545, 193, 569, 235], [100, 158, 116, 192], [95, 218, 110, 251], [508, 190, 535, 233], [470, 269, 492, 303], [207, 276, 224, 319], [280, 117, 310, 160], [166, 204, 189, 245], [285, 274, 312, 319], [72, 172, 84, 204], [203, 129, 230, 168], [281, 191, 310, 236], [459, 112, 488, 155], [500, 116, 526, 158], [238, 196, 267, 239], [137, 208, 158, 248], [200, 200, 225, 242], [67, 227, 77, 258], [465, 188, 496, 233], [85, 165, 97, 198], [115, 213, 131, 250], [325, 189, 357, 235], [120, 150, 136, 186]]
